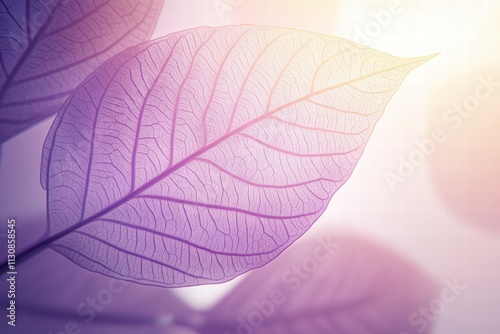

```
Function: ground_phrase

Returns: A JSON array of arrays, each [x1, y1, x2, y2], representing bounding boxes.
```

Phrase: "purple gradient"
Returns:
[[0, 0, 163, 143], [37, 26, 431, 287]]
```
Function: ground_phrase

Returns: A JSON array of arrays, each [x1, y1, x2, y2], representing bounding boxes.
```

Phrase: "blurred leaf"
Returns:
[[0, 0, 163, 142], [201, 233, 439, 334], [0, 249, 193, 334], [427, 69, 500, 232]]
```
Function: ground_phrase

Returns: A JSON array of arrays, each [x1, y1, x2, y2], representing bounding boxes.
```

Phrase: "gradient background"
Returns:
[[1, 0, 499, 333]]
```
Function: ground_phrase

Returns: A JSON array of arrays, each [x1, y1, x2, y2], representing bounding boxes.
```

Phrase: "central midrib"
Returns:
[[0, 56, 423, 273], [47, 55, 425, 250]]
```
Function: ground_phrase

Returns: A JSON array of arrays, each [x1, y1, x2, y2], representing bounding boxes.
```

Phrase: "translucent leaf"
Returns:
[[39, 26, 433, 287], [0, 0, 163, 142]]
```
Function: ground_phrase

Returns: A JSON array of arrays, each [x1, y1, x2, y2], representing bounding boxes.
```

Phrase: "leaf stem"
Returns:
[[0, 227, 69, 274]]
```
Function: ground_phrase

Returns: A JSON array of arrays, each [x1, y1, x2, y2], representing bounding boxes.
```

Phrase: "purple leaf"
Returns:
[[0, 0, 163, 143], [0, 249, 194, 334], [39, 26, 433, 287], [200, 233, 439, 334]]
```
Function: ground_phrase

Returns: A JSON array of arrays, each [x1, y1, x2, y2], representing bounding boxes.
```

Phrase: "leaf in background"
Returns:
[[201, 233, 439, 334], [426, 70, 500, 232], [40, 25, 432, 287], [0, 0, 163, 143], [0, 249, 195, 334]]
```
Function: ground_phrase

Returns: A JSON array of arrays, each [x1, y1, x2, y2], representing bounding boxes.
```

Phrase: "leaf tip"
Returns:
[[410, 52, 440, 67], [423, 52, 440, 61]]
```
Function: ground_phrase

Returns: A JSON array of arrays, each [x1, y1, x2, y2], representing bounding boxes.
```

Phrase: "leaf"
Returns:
[[0, 248, 194, 334], [200, 233, 439, 334], [40, 25, 433, 287], [0, 0, 163, 143]]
